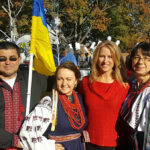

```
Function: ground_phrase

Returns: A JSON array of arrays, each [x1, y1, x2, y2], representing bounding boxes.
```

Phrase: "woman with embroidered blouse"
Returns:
[[19, 62, 87, 150], [117, 42, 150, 150], [78, 41, 129, 150]]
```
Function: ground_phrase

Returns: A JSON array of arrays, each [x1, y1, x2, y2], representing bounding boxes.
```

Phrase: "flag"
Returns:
[[30, 0, 56, 76]]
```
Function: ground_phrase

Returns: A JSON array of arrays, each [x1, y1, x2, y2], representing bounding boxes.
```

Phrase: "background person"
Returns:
[[19, 62, 87, 150], [79, 40, 129, 150], [125, 54, 136, 82], [117, 42, 150, 150], [0, 41, 48, 149], [53, 43, 77, 66]]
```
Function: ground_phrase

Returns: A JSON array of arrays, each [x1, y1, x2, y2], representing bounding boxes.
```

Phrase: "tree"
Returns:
[[102, 0, 150, 52], [0, 0, 149, 53], [0, 0, 33, 41], [47, 0, 150, 52], [47, 0, 111, 48]]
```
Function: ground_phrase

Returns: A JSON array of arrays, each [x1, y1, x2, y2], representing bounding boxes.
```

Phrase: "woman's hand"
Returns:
[[55, 143, 65, 150], [17, 139, 22, 148]]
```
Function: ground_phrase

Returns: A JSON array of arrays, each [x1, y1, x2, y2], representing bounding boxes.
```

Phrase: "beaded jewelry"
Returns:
[[58, 90, 85, 130]]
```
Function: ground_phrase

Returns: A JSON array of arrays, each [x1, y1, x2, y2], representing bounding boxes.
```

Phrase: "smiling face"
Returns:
[[98, 47, 114, 74], [0, 49, 21, 80], [132, 49, 150, 78], [56, 68, 77, 96]]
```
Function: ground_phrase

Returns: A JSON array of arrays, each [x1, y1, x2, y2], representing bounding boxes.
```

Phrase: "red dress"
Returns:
[[79, 76, 129, 147]]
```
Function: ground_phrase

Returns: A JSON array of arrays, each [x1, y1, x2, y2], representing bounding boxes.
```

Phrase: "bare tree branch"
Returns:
[[0, 30, 10, 39], [9, 0, 14, 7], [16, 0, 26, 18], [2, 5, 9, 14], [102, 4, 116, 12], [79, 27, 92, 43], [7, 0, 12, 19]]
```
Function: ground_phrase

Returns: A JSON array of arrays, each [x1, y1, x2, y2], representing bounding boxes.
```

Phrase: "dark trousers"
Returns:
[[86, 143, 116, 150], [116, 115, 144, 150]]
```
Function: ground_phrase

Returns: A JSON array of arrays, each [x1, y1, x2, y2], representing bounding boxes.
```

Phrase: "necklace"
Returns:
[[67, 95, 74, 103], [121, 78, 150, 122], [132, 78, 150, 94], [58, 90, 85, 130]]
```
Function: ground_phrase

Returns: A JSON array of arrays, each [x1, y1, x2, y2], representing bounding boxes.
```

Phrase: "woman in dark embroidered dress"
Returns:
[[19, 62, 87, 150], [117, 42, 150, 150]]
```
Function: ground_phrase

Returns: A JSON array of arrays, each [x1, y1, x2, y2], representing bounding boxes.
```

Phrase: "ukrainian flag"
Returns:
[[30, 0, 56, 76]]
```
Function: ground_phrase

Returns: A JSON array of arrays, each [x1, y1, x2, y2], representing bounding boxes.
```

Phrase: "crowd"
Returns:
[[52, 43, 93, 69], [0, 40, 150, 150]]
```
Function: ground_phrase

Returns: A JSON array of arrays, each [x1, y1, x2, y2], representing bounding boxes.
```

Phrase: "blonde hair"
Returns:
[[90, 40, 127, 86]]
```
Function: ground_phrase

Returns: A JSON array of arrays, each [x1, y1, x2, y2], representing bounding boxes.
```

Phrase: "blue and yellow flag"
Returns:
[[30, 0, 56, 76]]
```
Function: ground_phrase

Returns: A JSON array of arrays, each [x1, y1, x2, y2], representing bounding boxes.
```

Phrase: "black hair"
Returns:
[[59, 43, 69, 51], [127, 42, 150, 71], [0, 41, 20, 57]]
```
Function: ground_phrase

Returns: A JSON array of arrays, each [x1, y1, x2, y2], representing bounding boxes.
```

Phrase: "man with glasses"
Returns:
[[0, 41, 47, 149]]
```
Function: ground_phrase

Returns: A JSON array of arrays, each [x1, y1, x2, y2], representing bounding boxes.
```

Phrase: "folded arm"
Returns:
[[19, 96, 55, 150]]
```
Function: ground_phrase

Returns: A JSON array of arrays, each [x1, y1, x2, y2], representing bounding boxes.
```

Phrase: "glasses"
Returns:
[[0, 57, 18, 62], [133, 56, 150, 62]]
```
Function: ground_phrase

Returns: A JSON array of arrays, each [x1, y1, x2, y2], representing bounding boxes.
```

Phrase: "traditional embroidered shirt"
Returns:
[[121, 86, 150, 131], [120, 79, 150, 150], [19, 96, 55, 150], [19, 92, 87, 150], [3, 76, 16, 89], [0, 69, 47, 149], [144, 109, 150, 150]]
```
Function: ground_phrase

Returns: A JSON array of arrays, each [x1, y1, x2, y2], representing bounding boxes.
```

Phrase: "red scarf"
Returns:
[[58, 90, 85, 130], [2, 80, 24, 149]]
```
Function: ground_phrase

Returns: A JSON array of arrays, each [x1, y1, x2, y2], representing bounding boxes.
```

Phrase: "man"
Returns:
[[0, 41, 47, 149], [53, 43, 77, 66]]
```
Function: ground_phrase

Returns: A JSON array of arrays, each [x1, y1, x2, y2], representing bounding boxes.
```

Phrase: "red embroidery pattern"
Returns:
[[2, 81, 24, 148]]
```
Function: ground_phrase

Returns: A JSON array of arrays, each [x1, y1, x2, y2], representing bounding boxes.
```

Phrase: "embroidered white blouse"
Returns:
[[19, 96, 55, 150], [121, 86, 150, 131]]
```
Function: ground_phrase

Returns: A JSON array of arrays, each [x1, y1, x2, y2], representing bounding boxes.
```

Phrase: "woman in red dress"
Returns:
[[79, 41, 129, 150]]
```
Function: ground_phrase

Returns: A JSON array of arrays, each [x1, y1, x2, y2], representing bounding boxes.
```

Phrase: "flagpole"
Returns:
[[25, 53, 34, 116]]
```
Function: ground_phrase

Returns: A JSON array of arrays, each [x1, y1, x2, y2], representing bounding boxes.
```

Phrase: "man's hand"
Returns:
[[55, 143, 65, 150], [17, 139, 22, 148]]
